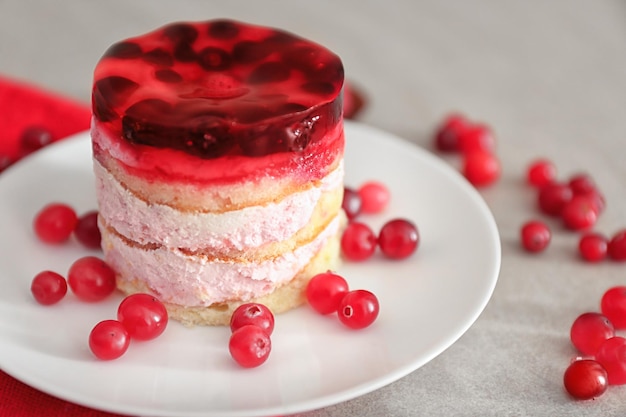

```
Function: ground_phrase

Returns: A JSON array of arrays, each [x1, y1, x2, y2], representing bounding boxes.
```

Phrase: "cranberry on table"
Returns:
[[33, 203, 78, 244], [229, 325, 271, 368], [358, 181, 390, 214], [378, 218, 419, 259], [117, 293, 169, 341], [537, 182, 573, 216], [568, 173, 596, 196], [342, 82, 366, 119], [89, 320, 130, 360], [600, 286, 626, 329], [607, 229, 626, 261], [341, 221, 377, 261], [520, 220, 551, 253], [30, 271, 68, 305], [306, 272, 349, 315], [578, 233, 608, 262], [67, 256, 117, 302], [462, 151, 501, 187], [526, 158, 557, 188], [230, 303, 275, 335], [581, 188, 606, 214], [433, 113, 469, 152], [595, 336, 626, 385], [337, 290, 379, 330], [563, 359, 609, 400], [561, 196, 598, 231], [570, 312, 615, 356], [458, 123, 496, 155], [74, 210, 102, 249]]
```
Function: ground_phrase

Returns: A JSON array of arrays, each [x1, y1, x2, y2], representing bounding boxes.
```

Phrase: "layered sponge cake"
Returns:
[[91, 19, 345, 326]]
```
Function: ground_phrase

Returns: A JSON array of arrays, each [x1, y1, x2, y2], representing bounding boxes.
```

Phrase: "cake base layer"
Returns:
[[114, 222, 342, 326]]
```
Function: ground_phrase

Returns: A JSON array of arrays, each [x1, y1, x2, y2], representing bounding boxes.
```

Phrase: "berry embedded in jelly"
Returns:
[[93, 19, 344, 159]]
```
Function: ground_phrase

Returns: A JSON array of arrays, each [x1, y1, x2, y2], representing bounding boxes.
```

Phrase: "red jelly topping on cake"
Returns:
[[92, 19, 344, 162]]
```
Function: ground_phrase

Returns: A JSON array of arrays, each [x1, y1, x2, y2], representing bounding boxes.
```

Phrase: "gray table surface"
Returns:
[[2, 1, 626, 416]]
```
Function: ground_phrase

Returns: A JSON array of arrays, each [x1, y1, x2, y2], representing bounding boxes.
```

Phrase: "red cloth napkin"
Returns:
[[0, 76, 126, 417]]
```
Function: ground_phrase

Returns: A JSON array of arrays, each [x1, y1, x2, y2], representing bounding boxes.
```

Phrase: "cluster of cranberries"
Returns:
[[33, 202, 101, 249], [306, 271, 379, 329], [90, 293, 169, 360], [341, 181, 419, 261], [31, 202, 168, 360], [519, 159, 626, 261], [510, 148, 626, 399], [565, 287, 626, 399], [228, 303, 274, 368], [227, 270, 381, 370], [433, 113, 501, 187]]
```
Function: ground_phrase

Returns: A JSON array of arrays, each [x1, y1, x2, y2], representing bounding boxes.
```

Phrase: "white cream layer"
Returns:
[[103, 214, 341, 307], [94, 158, 343, 252]]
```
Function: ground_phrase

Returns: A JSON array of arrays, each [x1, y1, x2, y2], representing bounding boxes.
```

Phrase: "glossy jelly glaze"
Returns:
[[91, 19, 344, 185]]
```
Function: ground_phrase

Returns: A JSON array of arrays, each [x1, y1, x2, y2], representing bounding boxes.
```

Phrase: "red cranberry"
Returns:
[[341, 222, 377, 261], [578, 233, 608, 262], [579, 188, 606, 215], [520, 220, 551, 253], [30, 271, 68, 305], [198, 47, 232, 71], [607, 230, 626, 261], [208, 20, 240, 39], [563, 359, 608, 400], [570, 312, 615, 356], [142, 48, 174, 66], [595, 336, 626, 385], [526, 158, 557, 188], [343, 82, 366, 119], [600, 287, 626, 329], [378, 218, 419, 259], [74, 211, 102, 250], [358, 181, 390, 214], [462, 151, 501, 187], [154, 69, 183, 83], [458, 123, 496, 154], [433, 113, 469, 152], [33, 203, 78, 244], [561, 196, 598, 231], [103, 41, 142, 59], [248, 62, 290, 84], [568, 173, 596, 196], [537, 182, 573, 216]]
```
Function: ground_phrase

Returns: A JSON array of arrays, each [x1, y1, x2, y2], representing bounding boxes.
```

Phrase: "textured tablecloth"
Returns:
[[1, 1, 626, 416]]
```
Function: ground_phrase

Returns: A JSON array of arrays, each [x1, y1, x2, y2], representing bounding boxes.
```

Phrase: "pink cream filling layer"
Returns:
[[94, 158, 343, 251], [104, 214, 341, 307]]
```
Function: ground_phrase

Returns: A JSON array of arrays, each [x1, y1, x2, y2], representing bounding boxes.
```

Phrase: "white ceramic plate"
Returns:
[[0, 122, 500, 417]]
